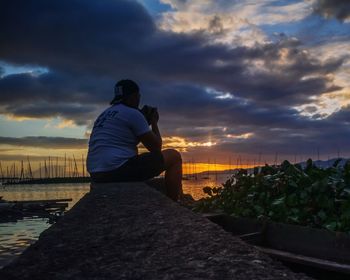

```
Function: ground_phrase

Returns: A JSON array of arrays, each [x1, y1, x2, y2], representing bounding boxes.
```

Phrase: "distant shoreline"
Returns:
[[2, 177, 91, 186]]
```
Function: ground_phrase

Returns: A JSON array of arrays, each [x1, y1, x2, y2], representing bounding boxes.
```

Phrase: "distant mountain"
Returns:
[[192, 158, 350, 177], [298, 158, 349, 169]]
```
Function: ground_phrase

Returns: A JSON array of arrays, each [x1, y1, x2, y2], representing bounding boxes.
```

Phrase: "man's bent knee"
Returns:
[[162, 149, 182, 167]]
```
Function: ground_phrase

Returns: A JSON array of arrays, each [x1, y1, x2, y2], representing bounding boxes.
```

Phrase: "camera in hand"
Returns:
[[140, 105, 157, 125]]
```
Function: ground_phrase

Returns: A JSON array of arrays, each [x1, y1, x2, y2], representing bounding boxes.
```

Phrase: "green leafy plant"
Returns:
[[195, 159, 350, 232]]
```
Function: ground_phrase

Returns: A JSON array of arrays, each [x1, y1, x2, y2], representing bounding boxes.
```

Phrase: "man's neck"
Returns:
[[121, 101, 138, 109]]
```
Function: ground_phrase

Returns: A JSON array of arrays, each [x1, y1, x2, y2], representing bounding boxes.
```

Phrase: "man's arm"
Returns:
[[138, 110, 162, 152]]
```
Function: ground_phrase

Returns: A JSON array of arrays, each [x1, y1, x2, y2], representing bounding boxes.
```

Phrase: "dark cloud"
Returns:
[[140, 36, 343, 106], [0, 0, 348, 160], [0, 71, 112, 125], [0, 71, 109, 104], [144, 82, 332, 133], [314, 0, 350, 21], [184, 122, 350, 163], [0, 1, 343, 110], [208, 15, 224, 34], [6, 102, 97, 126], [0, 136, 87, 149], [327, 105, 350, 123], [154, 83, 350, 160], [0, 0, 155, 73]]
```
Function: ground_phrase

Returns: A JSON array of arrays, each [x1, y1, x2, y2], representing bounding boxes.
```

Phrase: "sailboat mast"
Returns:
[[27, 156, 33, 179]]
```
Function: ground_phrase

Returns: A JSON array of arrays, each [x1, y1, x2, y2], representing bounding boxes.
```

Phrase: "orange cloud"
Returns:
[[162, 136, 216, 152]]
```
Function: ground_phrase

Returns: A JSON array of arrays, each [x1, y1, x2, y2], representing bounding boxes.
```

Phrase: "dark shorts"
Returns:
[[90, 151, 166, 183]]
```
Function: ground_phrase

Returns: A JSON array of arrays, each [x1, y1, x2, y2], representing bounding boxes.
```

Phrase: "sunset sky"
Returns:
[[0, 0, 349, 171]]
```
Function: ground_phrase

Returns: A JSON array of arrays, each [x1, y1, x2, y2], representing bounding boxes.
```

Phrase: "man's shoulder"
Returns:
[[117, 104, 144, 118]]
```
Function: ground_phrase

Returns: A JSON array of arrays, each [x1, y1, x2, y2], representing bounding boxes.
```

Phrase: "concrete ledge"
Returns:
[[0, 182, 310, 279]]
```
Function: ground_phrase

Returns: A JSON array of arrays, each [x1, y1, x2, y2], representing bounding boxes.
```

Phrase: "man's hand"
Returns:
[[139, 105, 162, 152], [140, 105, 158, 125], [150, 108, 159, 125]]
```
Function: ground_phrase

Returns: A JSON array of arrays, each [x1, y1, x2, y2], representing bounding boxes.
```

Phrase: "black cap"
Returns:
[[110, 79, 139, 105]]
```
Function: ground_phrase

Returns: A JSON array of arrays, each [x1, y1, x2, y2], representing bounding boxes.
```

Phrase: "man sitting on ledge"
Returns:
[[86, 79, 183, 201]]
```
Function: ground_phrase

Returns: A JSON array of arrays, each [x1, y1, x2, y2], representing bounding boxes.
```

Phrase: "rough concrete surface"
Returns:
[[0, 182, 311, 279]]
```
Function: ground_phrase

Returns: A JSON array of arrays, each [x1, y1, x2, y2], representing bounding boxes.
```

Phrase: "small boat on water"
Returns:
[[205, 214, 350, 278]]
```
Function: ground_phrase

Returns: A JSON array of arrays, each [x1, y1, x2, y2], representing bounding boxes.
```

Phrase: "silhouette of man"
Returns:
[[87, 79, 183, 201]]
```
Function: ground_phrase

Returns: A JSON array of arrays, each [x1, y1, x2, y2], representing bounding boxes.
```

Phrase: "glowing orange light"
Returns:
[[182, 162, 256, 175]]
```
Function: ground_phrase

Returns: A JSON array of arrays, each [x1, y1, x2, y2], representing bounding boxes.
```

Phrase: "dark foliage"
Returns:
[[196, 159, 350, 232]]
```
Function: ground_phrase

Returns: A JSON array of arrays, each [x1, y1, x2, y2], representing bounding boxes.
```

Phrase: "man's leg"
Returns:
[[162, 149, 183, 201]]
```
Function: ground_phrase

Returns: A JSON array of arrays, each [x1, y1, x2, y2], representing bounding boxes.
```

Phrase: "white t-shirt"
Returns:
[[87, 103, 151, 173]]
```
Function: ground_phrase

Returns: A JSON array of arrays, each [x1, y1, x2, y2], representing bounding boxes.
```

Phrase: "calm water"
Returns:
[[0, 173, 231, 269], [0, 183, 91, 269], [182, 173, 231, 200]]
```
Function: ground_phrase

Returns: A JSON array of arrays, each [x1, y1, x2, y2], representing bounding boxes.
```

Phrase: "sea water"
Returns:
[[0, 183, 91, 269]]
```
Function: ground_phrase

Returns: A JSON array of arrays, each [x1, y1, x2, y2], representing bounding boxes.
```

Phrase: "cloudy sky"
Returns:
[[0, 0, 349, 168]]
